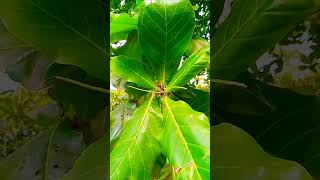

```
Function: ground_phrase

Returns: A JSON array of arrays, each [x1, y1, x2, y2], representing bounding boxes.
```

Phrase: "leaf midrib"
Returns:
[[164, 98, 202, 179], [30, 0, 107, 56]]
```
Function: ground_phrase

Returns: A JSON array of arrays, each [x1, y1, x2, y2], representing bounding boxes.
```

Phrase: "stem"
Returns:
[[127, 85, 158, 94], [53, 76, 109, 94], [212, 78, 247, 88]]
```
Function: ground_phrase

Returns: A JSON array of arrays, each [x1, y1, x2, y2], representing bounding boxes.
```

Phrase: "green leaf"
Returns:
[[110, 95, 163, 179], [174, 87, 210, 117], [167, 46, 209, 91], [111, 13, 138, 43], [115, 30, 142, 60], [46, 64, 108, 119], [213, 123, 313, 180], [185, 37, 209, 56], [161, 97, 210, 179], [111, 55, 156, 89], [136, 0, 143, 8], [212, 0, 320, 80], [138, 0, 195, 82], [0, 0, 108, 81], [212, 80, 272, 116], [63, 136, 107, 180], [110, 101, 136, 142], [218, 82, 320, 178], [0, 122, 85, 180]]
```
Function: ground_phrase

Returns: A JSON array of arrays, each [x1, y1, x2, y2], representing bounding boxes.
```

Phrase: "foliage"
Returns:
[[0, 0, 319, 179], [212, 0, 320, 180], [110, 0, 210, 179]]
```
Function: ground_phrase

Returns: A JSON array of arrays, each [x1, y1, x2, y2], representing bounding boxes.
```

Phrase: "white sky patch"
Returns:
[[120, 0, 125, 6], [110, 83, 117, 91], [111, 40, 127, 48]]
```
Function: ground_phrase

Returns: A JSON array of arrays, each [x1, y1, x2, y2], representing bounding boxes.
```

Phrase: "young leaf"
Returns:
[[161, 97, 210, 179], [110, 95, 163, 179], [213, 123, 313, 180], [167, 46, 209, 91], [185, 37, 210, 56], [111, 55, 156, 89], [138, 0, 195, 82], [111, 13, 138, 43], [0, 0, 108, 81], [212, 0, 320, 80]]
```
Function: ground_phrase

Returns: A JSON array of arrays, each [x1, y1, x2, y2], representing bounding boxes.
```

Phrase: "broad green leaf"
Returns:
[[111, 55, 156, 89], [111, 13, 138, 43], [161, 97, 210, 179], [110, 95, 163, 179], [63, 136, 107, 180], [213, 123, 312, 180], [0, 0, 108, 81], [212, 0, 320, 80], [219, 82, 320, 178], [138, 0, 195, 82], [0, 122, 85, 180], [0, 20, 23, 48], [167, 46, 209, 91]]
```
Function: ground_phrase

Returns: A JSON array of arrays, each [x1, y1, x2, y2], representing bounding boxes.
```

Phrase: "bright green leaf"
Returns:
[[161, 97, 210, 179], [110, 95, 163, 179], [111, 55, 156, 89], [138, 0, 195, 82], [111, 13, 138, 43], [115, 30, 142, 60], [167, 46, 209, 91]]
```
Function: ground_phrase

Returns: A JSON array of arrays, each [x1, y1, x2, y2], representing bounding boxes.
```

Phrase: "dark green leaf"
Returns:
[[212, 0, 320, 80], [138, 0, 195, 82], [220, 82, 320, 178], [213, 123, 312, 180], [0, 0, 108, 81], [212, 0, 225, 27], [175, 87, 210, 117], [63, 136, 107, 180], [0, 122, 85, 180]]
